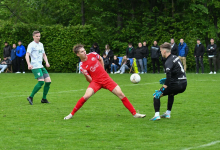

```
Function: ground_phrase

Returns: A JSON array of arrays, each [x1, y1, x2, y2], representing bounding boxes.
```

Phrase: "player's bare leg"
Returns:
[[112, 85, 146, 118], [64, 88, 94, 120]]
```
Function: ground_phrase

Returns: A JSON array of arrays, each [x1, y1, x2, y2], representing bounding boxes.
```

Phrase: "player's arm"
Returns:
[[25, 52, 33, 70], [98, 56, 104, 69], [81, 70, 92, 83], [43, 53, 50, 67]]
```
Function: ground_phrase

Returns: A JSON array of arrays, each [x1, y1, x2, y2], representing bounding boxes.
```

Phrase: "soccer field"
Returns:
[[0, 73, 220, 150]]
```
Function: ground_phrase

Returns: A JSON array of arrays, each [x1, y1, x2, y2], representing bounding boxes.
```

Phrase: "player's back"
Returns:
[[80, 52, 109, 81], [165, 54, 186, 82]]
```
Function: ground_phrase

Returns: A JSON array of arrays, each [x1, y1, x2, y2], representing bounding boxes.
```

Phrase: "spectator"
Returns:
[[178, 39, 188, 72], [116, 56, 131, 74], [142, 41, 149, 73], [110, 55, 119, 74], [207, 38, 217, 74], [11, 44, 17, 73], [103, 54, 110, 73], [16, 41, 26, 73], [126, 43, 135, 58], [134, 42, 144, 74], [3, 42, 12, 58], [103, 44, 114, 65], [0, 57, 11, 73], [151, 41, 160, 73], [194, 39, 205, 74], [171, 38, 178, 55], [90, 42, 100, 54]]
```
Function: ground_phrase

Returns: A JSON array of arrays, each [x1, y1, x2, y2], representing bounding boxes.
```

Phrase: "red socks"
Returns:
[[121, 97, 136, 115], [71, 97, 136, 116], [71, 97, 86, 115]]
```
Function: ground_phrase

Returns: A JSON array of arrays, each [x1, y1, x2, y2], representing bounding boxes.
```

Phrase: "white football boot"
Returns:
[[133, 113, 146, 118], [64, 114, 73, 120]]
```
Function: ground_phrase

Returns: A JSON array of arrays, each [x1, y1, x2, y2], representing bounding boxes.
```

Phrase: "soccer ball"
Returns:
[[130, 73, 141, 84]]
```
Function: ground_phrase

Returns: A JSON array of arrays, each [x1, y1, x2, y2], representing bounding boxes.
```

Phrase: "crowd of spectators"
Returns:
[[1, 41, 26, 73], [89, 38, 218, 74]]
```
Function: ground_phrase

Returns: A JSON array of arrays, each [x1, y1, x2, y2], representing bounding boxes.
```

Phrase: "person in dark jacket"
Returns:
[[151, 41, 160, 73], [134, 42, 144, 74], [103, 54, 110, 73], [90, 43, 100, 54], [171, 38, 178, 55], [142, 41, 149, 73], [110, 55, 119, 74], [178, 39, 188, 72], [116, 56, 131, 74], [0, 57, 11, 73], [16, 41, 26, 73], [207, 38, 217, 74], [103, 44, 114, 64], [3, 42, 12, 58], [194, 39, 205, 74], [126, 43, 134, 58], [11, 44, 17, 72]]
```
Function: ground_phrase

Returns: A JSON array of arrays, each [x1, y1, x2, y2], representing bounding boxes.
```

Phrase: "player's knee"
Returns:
[[118, 92, 125, 99], [38, 81, 45, 86], [83, 95, 90, 100]]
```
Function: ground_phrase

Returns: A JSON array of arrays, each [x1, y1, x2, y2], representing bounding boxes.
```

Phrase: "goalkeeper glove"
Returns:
[[159, 78, 166, 85], [153, 87, 165, 99]]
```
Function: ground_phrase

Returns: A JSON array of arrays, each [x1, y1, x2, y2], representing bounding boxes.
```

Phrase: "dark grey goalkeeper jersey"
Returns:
[[164, 54, 187, 85]]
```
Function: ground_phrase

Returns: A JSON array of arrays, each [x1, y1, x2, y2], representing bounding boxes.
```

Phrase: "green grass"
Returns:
[[0, 73, 220, 150]]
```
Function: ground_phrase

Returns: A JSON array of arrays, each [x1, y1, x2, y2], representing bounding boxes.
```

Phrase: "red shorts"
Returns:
[[88, 77, 118, 93]]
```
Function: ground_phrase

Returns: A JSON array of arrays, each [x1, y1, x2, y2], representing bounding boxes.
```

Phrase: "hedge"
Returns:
[[0, 21, 216, 73]]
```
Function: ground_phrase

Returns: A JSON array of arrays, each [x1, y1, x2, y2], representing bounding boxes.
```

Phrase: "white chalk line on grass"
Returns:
[[182, 140, 220, 150], [1, 82, 158, 98]]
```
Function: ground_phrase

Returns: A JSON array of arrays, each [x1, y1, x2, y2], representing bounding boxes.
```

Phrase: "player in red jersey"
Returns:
[[64, 44, 146, 120]]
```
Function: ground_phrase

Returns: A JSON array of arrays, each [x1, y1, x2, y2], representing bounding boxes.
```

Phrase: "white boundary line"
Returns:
[[183, 140, 220, 150], [1, 82, 158, 98]]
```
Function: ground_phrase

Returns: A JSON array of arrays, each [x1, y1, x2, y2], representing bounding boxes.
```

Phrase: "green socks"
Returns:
[[30, 81, 44, 98], [43, 82, 51, 99]]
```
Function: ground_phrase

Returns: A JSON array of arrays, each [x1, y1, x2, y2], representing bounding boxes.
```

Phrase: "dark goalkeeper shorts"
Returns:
[[163, 80, 187, 96]]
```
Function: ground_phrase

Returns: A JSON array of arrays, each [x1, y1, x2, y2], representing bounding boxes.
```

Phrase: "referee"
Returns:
[[150, 42, 187, 121]]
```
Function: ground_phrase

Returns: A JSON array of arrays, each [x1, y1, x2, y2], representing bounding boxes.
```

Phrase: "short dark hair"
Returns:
[[103, 53, 106, 56], [143, 41, 146, 43], [73, 44, 84, 54], [128, 43, 132, 45], [33, 31, 40, 36], [93, 42, 98, 47], [18, 40, 22, 43], [197, 39, 200, 41], [160, 42, 171, 51], [4, 42, 8, 44]]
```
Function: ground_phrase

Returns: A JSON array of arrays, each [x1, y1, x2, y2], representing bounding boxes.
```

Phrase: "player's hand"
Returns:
[[159, 78, 166, 84], [28, 64, 33, 70], [153, 87, 165, 99], [81, 70, 87, 75], [46, 63, 50, 68]]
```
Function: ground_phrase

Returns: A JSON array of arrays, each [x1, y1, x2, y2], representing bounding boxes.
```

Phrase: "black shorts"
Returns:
[[163, 80, 187, 96]]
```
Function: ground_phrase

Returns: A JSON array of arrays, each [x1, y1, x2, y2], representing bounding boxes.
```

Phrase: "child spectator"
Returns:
[[110, 55, 119, 74], [116, 56, 130, 74]]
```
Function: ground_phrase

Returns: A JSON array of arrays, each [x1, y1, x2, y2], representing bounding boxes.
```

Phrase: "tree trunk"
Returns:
[[81, 0, 85, 25]]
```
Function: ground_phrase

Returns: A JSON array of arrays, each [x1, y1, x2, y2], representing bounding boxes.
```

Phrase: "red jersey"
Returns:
[[80, 52, 110, 81]]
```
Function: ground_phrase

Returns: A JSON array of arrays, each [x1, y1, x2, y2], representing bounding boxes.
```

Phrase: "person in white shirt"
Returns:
[[25, 31, 51, 105]]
